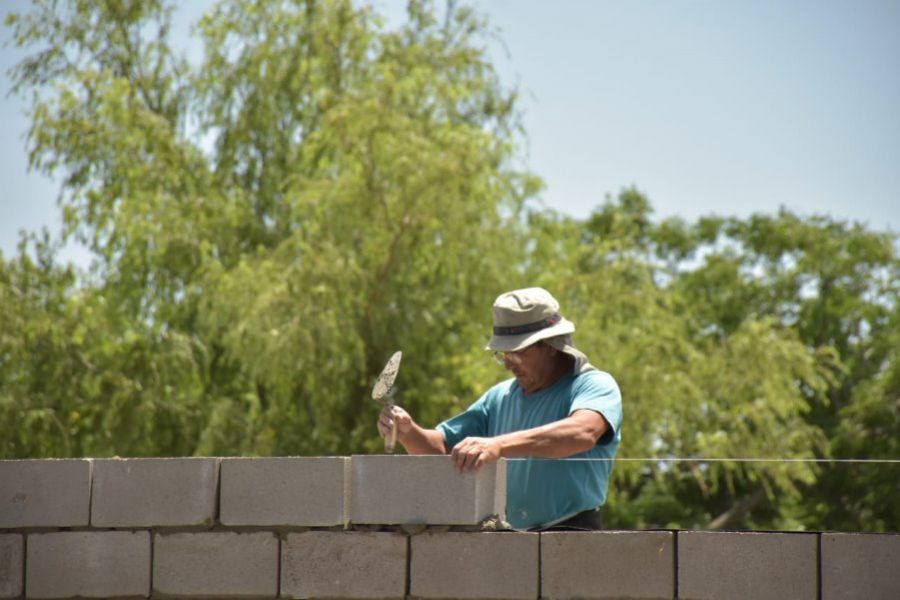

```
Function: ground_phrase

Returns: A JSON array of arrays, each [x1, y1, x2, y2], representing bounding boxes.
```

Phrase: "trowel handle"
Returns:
[[385, 413, 397, 454]]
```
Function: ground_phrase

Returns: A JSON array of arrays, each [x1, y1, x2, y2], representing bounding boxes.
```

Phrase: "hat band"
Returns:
[[493, 313, 562, 336]]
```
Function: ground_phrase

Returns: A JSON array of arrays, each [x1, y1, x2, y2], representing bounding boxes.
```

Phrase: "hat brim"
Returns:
[[485, 318, 575, 352]]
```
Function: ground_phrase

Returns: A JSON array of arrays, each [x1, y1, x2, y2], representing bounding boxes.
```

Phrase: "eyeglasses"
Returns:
[[492, 346, 532, 366]]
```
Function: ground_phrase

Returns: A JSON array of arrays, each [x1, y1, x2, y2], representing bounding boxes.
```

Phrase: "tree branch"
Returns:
[[708, 488, 767, 530]]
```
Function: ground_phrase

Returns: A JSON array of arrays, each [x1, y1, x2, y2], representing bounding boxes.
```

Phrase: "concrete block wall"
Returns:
[[350, 455, 506, 525], [282, 531, 407, 598], [0, 536, 23, 598], [92, 458, 218, 527], [678, 531, 819, 600], [2, 457, 899, 599], [411, 531, 539, 599], [221, 457, 348, 526], [541, 530, 674, 599], [0, 460, 90, 528], [154, 532, 278, 597], [26, 531, 149, 599]]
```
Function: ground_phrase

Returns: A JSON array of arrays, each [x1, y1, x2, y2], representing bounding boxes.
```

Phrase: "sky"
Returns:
[[2, 0, 899, 267]]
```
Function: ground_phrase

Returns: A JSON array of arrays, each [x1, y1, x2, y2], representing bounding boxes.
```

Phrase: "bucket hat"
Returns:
[[486, 287, 575, 351], [486, 287, 596, 375]]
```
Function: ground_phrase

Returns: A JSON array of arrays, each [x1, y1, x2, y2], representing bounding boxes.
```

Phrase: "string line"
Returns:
[[504, 457, 900, 464]]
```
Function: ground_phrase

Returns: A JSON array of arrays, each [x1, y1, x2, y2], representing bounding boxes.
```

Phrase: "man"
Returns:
[[378, 287, 623, 531]]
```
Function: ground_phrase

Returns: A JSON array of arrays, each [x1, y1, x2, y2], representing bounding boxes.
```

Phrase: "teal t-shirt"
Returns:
[[437, 370, 623, 530]]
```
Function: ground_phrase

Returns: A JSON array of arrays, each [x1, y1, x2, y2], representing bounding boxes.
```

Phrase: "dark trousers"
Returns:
[[542, 507, 603, 531]]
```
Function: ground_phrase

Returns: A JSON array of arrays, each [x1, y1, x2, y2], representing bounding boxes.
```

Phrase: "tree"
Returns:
[[648, 205, 900, 531], [0, 234, 205, 458], [4, 0, 538, 457]]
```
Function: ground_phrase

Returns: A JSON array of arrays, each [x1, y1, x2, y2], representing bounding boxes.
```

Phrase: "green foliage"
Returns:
[[0, 234, 205, 458], [3, 0, 897, 532], [4, 0, 533, 459], [642, 206, 899, 530]]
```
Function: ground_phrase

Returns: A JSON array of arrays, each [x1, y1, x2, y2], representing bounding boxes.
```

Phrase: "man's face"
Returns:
[[501, 342, 556, 394]]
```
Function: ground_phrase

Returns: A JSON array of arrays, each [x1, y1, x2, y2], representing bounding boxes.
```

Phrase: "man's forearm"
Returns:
[[447, 412, 608, 472], [495, 411, 607, 458], [398, 423, 448, 455]]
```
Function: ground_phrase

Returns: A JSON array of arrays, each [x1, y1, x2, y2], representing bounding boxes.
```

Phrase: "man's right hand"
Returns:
[[377, 404, 449, 455], [378, 405, 413, 441]]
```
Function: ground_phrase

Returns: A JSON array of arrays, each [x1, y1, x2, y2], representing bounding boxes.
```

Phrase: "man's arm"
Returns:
[[378, 405, 447, 454], [450, 409, 609, 472]]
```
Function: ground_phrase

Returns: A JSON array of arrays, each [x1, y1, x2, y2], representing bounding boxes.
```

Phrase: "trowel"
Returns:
[[372, 351, 402, 454]]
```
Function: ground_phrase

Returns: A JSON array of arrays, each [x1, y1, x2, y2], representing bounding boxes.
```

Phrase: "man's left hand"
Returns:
[[450, 437, 502, 472]]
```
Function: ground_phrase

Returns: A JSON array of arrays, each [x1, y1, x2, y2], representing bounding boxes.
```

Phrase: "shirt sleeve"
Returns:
[[436, 391, 492, 449], [570, 370, 623, 446]]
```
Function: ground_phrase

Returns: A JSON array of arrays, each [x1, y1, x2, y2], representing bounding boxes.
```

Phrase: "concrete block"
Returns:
[[26, 531, 149, 599], [0, 535, 23, 599], [541, 531, 674, 599], [0, 459, 90, 527], [221, 456, 347, 526], [410, 532, 538, 599], [822, 532, 900, 600], [282, 531, 406, 599], [153, 532, 278, 597], [91, 457, 218, 527], [350, 455, 505, 525], [678, 531, 817, 600]]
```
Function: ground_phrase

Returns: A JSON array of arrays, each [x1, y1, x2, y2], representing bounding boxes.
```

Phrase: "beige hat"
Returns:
[[486, 287, 596, 375], [486, 287, 576, 351]]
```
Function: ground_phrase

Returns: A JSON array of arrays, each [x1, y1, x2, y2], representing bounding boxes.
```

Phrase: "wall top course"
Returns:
[[220, 456, 348, 527], [350, 455, 506, 526], [91, 457, 219, 528], [0, 459, 91, 529], [3, 457, 899, 534], [0, 458, 92, 463]]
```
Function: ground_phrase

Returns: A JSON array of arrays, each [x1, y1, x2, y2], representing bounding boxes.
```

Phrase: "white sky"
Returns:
[[2, 0, 898, 267]]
